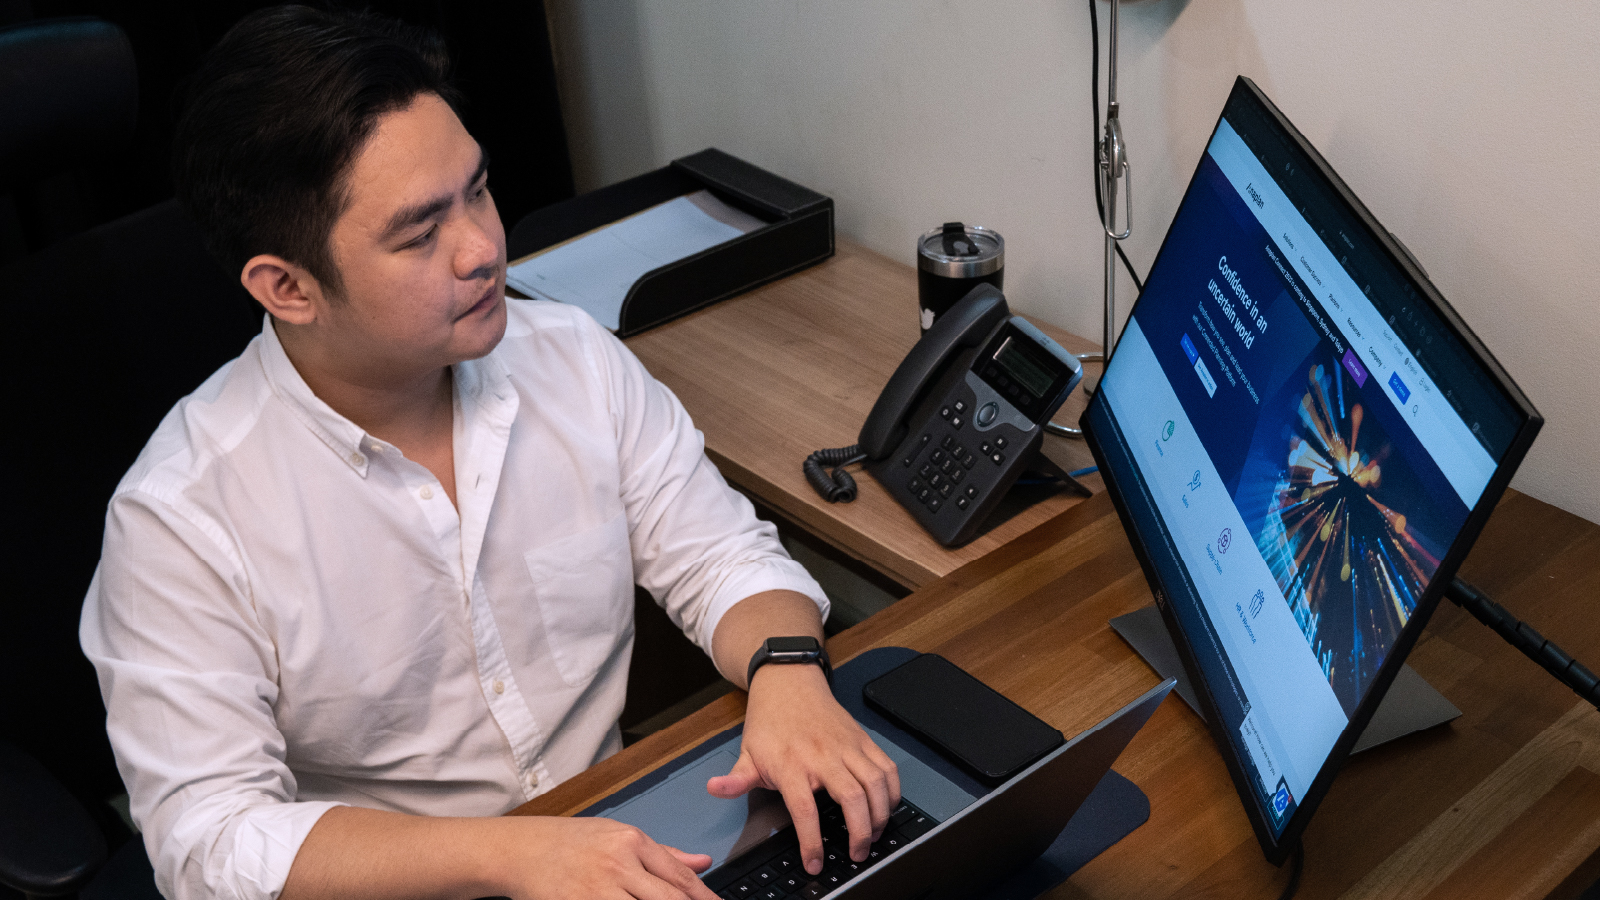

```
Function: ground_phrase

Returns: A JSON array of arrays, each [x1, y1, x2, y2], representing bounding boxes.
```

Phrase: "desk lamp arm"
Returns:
[[1447, 577, 1600, 710]]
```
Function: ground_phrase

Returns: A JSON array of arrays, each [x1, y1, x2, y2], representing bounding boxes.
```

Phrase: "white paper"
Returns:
[[506, 191, 760, 331]]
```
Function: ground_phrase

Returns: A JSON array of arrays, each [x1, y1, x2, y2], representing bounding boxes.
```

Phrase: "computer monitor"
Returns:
[[1081, 76, 1542, 864]]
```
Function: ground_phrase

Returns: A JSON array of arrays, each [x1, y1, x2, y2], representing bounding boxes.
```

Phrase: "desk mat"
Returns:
[[579, 646, 1150, 898]]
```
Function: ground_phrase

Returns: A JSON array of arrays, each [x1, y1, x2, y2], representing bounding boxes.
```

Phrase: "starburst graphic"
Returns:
[[1253, 361, 1443, 712]]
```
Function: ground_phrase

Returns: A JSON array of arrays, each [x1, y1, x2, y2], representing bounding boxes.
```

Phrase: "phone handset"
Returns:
[[804, 286, 1009, 502]]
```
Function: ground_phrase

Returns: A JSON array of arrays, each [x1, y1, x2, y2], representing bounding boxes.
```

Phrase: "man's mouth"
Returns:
[[460, 280, 501, 319]]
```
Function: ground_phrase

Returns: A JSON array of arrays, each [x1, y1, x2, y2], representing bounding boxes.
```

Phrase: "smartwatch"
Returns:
[[747, 636, 833, 687]]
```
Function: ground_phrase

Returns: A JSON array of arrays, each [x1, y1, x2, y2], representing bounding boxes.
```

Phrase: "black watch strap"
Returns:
[[747, 636, 832, 687]]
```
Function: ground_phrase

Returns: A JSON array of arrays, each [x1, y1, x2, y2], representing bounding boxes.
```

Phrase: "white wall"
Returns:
[[546, 0, 1600, 524]]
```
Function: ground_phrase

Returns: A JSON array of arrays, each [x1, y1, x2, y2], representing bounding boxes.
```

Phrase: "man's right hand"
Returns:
[[279, 806, 720, 900], [491, 816, 719, 900]]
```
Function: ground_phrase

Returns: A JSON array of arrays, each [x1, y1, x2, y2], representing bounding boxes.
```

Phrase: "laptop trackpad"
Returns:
[[594, 726, 976, 867]]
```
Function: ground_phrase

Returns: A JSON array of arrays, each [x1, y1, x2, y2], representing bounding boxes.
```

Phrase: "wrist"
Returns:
[[749, 657, 831, 695], [745, 635, 831, 689]]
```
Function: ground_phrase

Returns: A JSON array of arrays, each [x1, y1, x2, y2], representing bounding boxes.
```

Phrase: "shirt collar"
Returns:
[[257, 316, 377, 475], [256, 315, 517, 475]]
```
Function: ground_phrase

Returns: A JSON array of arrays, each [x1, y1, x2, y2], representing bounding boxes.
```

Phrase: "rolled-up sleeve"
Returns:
[[578, 316, 829, 655], [81, 492, 345, 900]]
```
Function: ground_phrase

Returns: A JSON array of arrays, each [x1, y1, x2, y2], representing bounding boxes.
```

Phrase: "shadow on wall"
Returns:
[[548, 0, 658, 192]]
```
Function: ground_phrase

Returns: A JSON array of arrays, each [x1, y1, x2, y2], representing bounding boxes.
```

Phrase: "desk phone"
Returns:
[[806, 287, 1085, 546]]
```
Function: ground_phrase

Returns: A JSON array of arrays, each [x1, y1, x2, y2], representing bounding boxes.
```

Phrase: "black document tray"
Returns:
[[505, 148, 834, 337]]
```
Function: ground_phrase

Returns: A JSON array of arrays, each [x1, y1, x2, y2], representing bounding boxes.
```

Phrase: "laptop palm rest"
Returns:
[[594, 724, 977, 870]]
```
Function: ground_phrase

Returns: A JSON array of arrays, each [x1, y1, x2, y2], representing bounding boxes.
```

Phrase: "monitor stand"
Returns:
[[1110, 605, 1460, 754]]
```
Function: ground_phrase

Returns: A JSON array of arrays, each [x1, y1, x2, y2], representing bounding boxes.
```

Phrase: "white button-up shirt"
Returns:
[[79, 299, 827, 900]]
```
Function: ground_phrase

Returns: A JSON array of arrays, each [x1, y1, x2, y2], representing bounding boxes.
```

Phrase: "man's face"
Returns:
[[315, 92, 507, 383]]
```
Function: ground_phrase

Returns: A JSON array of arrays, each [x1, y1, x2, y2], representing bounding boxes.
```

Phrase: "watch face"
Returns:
[[766, 636, 821, 654]]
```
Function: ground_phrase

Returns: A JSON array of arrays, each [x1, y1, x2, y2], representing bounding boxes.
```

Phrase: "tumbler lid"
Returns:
[[917, 222, 1003, 278]]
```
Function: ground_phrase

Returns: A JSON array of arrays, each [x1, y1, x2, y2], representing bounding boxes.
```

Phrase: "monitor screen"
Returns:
[[1082, 77, 1541, 862]]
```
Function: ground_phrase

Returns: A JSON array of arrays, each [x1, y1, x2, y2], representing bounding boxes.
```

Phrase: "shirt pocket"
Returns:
[[524, 513, 635, 688]]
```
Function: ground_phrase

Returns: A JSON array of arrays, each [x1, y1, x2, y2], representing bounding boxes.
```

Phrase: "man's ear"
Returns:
[[240, 254, 326, 325]]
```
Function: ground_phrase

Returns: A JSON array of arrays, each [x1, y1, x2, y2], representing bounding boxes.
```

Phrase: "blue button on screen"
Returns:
[[1388, 371, 1411, 404], [1180, 333, 1199, 366]]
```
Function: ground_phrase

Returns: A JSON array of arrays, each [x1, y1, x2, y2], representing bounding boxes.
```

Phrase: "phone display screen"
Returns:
[[975, 322, 1074, 422], [994, 337, 1056, 399]]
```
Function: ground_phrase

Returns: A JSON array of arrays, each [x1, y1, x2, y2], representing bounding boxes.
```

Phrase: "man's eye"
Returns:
[[472, 182, 490, 201], [405, 226, 437, 248]]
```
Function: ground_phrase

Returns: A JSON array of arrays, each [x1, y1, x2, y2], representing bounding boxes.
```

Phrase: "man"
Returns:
[[79, 7, 897, 900]]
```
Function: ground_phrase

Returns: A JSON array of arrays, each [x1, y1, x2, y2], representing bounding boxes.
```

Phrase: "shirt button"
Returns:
[[525, 772, 539, 792], [419, 485, 433, 500], [348, 452, 365, 466], [493, 680, 505, 695]]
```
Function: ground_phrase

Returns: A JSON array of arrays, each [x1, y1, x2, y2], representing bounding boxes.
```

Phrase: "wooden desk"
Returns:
[[511, 487, 1600, 900], [622, 240, 1102, 590]]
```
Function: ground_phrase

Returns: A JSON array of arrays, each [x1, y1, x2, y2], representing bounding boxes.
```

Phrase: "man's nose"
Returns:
[[457, 217, 502, 280]]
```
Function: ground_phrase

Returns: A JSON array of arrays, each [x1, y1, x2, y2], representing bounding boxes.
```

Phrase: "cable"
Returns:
[[803, 445, 867, 503], [1274, 841, 1304, 900], [1446, 577, 1600, 710], [1068, 465, 1098, 478], [1088, 0, 1145, 294]]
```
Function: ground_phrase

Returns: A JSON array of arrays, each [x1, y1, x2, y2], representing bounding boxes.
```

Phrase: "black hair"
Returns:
[[172, 5, 462, 294]]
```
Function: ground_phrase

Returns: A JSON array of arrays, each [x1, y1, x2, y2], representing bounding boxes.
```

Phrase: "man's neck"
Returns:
[[273, 320, 456, 454]]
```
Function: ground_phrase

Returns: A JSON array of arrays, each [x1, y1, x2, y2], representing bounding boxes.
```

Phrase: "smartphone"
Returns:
[[863, 653, 1064, 785]]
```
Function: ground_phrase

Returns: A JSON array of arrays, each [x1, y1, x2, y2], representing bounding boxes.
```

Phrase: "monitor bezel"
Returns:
[[1081, 75, 1543, 865]]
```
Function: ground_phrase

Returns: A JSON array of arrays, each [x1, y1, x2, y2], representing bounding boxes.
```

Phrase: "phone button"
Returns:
[[928, 497, 942, 512], [994, 436, 1008, 449], [950, 415, 963, 429], [976, 402, 999, 426], [940, 405, 952, 419]]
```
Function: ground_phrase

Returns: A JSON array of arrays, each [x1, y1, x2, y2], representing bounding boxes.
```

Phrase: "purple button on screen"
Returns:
[[1341, 349, 1369, 387]]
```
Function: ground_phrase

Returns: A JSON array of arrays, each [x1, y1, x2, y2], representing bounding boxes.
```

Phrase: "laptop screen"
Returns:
[[1082, 77, 1540, 860]]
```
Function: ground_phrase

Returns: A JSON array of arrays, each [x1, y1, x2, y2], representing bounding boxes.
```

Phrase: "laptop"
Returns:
[[589, 678, 1174, 900]]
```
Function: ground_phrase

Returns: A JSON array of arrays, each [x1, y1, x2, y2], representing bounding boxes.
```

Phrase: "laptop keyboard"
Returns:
[[703, 795, 939, 899]]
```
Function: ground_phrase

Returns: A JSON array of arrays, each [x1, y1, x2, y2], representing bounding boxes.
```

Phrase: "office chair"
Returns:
[[0, 197, 260, 898], [0, 17, 139, 262]]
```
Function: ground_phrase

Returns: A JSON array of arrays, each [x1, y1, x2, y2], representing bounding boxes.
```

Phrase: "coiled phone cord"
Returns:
[[804, 445, 866, 503]]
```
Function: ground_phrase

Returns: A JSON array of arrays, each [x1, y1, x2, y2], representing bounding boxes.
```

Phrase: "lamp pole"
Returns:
[[1053, 0, 1133, 439], [1098, 0, 1132, 365]]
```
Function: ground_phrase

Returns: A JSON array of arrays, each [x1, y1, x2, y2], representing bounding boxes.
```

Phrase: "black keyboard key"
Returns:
[[731, 879, 760, 898], [752, 865, 780, 887], [800, 883, 828, 900], [889, 803, 916, 828], [774, 851, 802, 873], [759, 889, 783, 900], [898, 814, 935, 840], [779, 874, 805, 893]]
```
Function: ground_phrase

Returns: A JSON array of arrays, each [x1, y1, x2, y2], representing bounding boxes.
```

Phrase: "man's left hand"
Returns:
[[706, 663, 900, 876]]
